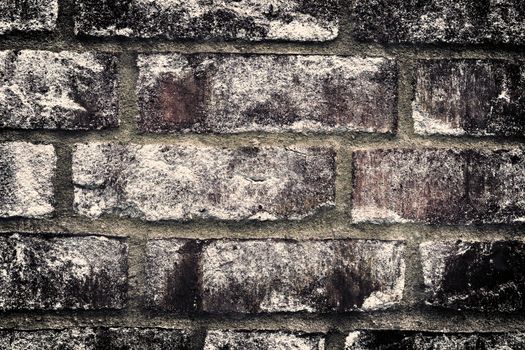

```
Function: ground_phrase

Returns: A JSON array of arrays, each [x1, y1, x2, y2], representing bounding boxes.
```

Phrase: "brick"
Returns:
[[145, 239, 405, 313], [414, 59, 525, 136], [0, 50, 119, 130], [0, 0, 58, 34], [0, 142, 56, 218], [0, 233, 128, 310], [345, 331, 525, 349], [0, 328, 193, 349], [420, 240, 525, 312], [74, 0, 339, 41], [204, 330, 325, 350], [137, 54, 397, 134], [351, 148, 525, 224], [352, 0, 525, 44], [73, 143, 335, 221]]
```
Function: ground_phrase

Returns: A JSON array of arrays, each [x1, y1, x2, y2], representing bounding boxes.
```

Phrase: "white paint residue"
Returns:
[[351, 206, 412, 224], [259, 290, 316, 312], [412, 108, 466, 136], [344, 332, 362, 349]]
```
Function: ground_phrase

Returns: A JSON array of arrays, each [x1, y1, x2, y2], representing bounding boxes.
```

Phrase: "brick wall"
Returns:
[[0, 0, 524, 349]]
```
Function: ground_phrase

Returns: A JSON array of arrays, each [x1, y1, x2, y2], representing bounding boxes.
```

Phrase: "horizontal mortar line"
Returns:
[[0, 218, 523, 241], [1, 38, 525, 58], [1, 310, 525, 333], [0, 131, 524, 148]]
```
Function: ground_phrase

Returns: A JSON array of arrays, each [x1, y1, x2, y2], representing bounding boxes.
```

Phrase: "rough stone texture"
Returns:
[[351, 148, 525, 224], [204, 330, 325, 350], [0, 142, 56, 218], [145, 239, 405, 313], [352, 0, 525, 44], [74, 0, 339, 41], [345, 331, 525, 349], [0, 328, 193, 349], [0, 233, 128, 310], [420, 240, 525, 312], [414, 59, 525, 136], [137, 54, 397, 134], [73, 143, 336, 221], [0, 50, 119, 130], [0, 0, 58, 34]]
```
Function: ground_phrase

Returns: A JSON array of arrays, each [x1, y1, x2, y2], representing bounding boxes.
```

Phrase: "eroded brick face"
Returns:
[[420, 240, 525, 312], [0, 0, 58, 34], [351, 148, 525, 224], [345, 331, 525, 349], [352, 0, 525, 44], [0, 328, 193, 349], [73, 143, 336, 221], [0, 234, 128, 310], [145, 239, 405, 313], [204, 330, 325, 350], [414, 59, 525, 136], [74, 0, 339, 41], [137, 54, 397, 134], [0, 50, 119, 130], [0, 142, 56, 218]]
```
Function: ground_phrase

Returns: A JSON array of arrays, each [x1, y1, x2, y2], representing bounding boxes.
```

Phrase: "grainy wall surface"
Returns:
[[0, 0, 525, 349]]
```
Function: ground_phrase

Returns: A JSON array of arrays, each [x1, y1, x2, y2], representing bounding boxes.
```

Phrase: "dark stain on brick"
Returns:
[[430, 241, 525, 311], [74, 0, 134, 36], [162, 240, 202, 313]]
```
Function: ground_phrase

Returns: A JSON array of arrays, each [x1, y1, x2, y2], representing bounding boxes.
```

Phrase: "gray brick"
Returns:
[[345, 331, 525, 349], [73, 143, 335, 221], [0, 328, 193, 349], [421, 240, 525, 312], [0, 50, 119, 130], [74, 0, 339, 41], [0, 142, 56, 218], [0, 0, 58, 34], [351, 148, 525, 224], [204, 330, 325, 350], [145, 239, 405, 313], [352, 0, 525, 44], [414, 60, 525, 136], [137, 54, 397, 134], [0, 233, 128, 310]]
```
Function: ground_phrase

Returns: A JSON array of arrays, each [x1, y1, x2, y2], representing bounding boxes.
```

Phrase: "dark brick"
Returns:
[[345, 330, 525, 349], [0, 50, 119, 130], [0, 328, 193, 349], [145, 239, 405, 313], [414, 59, 525, 136], [0, 0, 58, 34], [137, 54, 397, 134], [204, 330, 325, 350], [0, 233, 128, 310], [74, 0, 339, 41], [0, 142, 56, 218], [351, 148, 525, 224], [352, 0, 525, 44], [421, 240, 525, 312], [73, 143, 336, 221]]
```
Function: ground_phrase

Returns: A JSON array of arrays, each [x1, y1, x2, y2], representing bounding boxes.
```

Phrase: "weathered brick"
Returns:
[[0, 142, 56, 218], [0, 50, 119, 130], [205, 330, 325, 350], [0, 0, 58, 34], [0, 328, 193, 349], [414, 59, 525, 136], [137, 54, 397, 134], [73, 143, 335, 221], [145, 239, 405, 313], [420, 240, 525, 312], [74, 0, 339, 41], [352, 0, 525, 44], [0, 233, 128, 310], [351, 148, 525, 224], [345, 331, 525, 349]]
